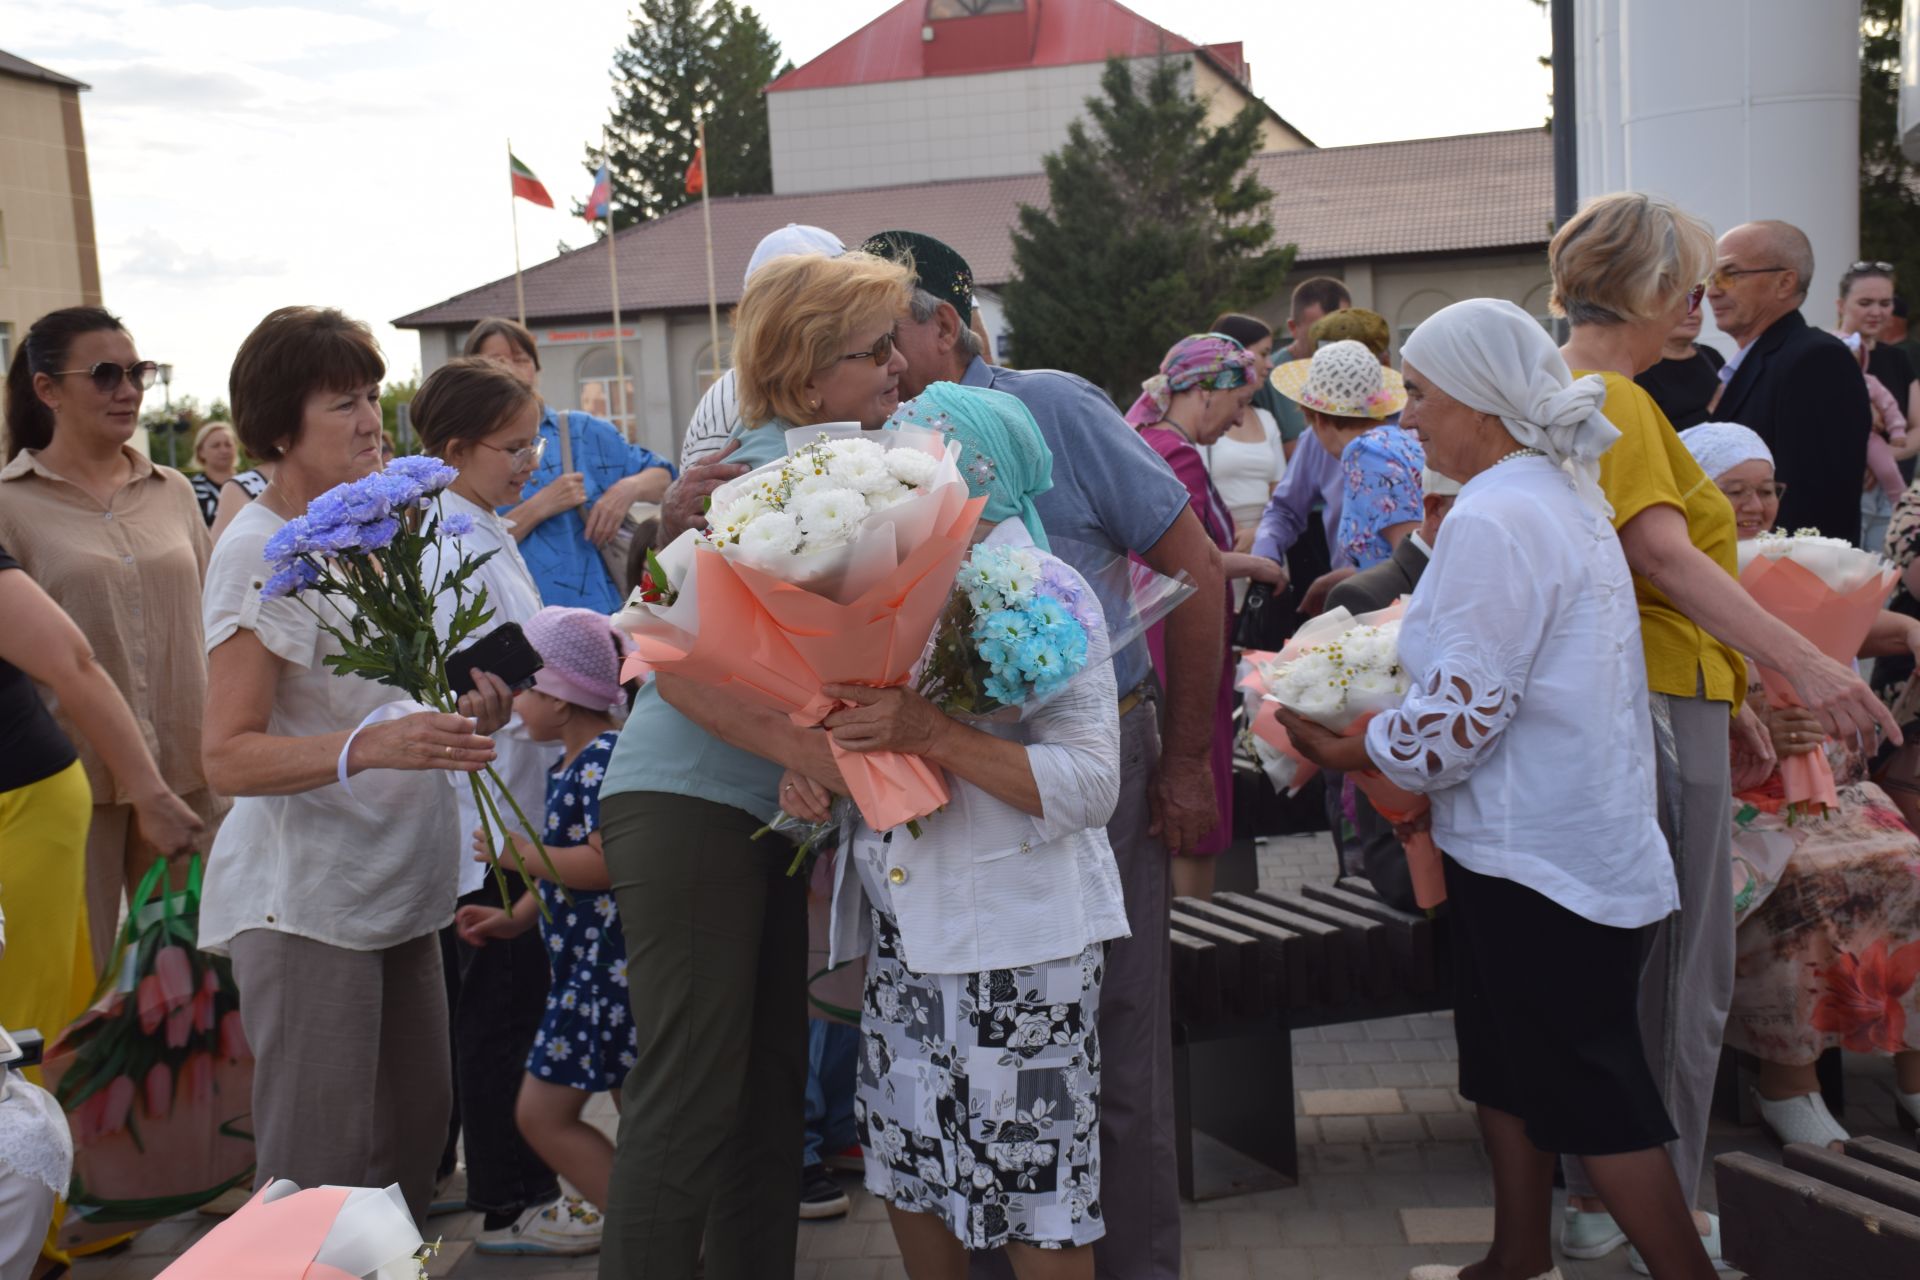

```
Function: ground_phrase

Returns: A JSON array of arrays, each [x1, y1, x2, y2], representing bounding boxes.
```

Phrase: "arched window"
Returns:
[[691, 341, 728, 396], [575, 346, 635, 433]]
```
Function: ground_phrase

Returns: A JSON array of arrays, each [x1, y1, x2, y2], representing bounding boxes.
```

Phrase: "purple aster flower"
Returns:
[[441, 511, 476, 538]]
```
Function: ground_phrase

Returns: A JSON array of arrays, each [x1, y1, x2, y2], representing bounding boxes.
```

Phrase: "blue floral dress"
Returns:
[[526, 731, 638, 1092], [1336, 425, 1426, 569]]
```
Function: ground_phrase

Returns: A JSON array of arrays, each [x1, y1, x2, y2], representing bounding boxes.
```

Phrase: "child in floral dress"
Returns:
[[455, 607, 638, 1224]]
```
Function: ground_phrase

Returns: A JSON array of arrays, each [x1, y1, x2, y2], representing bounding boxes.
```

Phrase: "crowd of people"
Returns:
[[2, 190, 1919, 1280]]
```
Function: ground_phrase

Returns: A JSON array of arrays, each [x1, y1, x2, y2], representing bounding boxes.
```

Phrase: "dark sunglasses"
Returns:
[[1851, 260, 1896, 274], [839, 331, 896, 367], [50, 361, 161, 393]]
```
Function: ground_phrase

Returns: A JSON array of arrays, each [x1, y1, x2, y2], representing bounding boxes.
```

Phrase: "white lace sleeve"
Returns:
[[1362, 508, 1545, 795], [1367, 650, 1521, 790]]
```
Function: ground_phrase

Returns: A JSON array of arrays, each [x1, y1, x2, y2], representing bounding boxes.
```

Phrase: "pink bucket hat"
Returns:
[[523, 607, 628, 712]]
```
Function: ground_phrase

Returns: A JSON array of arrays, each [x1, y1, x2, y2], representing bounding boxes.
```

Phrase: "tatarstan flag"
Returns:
[[510, 152, 554, 208]]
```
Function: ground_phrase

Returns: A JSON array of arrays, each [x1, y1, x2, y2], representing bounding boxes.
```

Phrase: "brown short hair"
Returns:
[[1290, 277, 1351, 321], [229, 307, 385, 460], [411, 357, 538, 458], [731, 252, 913, 428], [462, 317, 541, 370], [1550, 193, 1715, 326]]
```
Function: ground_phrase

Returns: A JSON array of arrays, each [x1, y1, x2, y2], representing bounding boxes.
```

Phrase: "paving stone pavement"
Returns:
[[66, 833, 1917, 1279]]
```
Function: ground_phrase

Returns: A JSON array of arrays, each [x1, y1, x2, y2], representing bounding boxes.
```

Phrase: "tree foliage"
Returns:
[[1861, 0, 1920, 296], [584, 0, 787, 231], [1004, 58, 1295, 404]]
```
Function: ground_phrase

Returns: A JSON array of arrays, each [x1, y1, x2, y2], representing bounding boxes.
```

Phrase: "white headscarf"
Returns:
[[1400, 298, 1619, 516], [1677, 422, 1771, 481]]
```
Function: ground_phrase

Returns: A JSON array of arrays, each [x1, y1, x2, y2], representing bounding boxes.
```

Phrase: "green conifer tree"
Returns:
[[584, 0, 786, 231], [1006, 57, 1295, 402]]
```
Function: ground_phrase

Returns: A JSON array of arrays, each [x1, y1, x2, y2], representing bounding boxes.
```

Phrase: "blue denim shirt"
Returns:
[[513, 405, 675, 613]]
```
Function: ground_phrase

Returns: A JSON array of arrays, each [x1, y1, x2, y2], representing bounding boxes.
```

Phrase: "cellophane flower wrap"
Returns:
[[615, 424, 986, 834], [41, 858, 254, 1251], [257, 455, 556, 904], [1737, 528, 1901, 816], [1241, 601, 1447, 908], [159, 1178, 437, 1280]]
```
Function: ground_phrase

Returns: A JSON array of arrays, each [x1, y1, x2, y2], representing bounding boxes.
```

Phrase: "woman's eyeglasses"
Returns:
[[477, 436, 547, 468], [50, 361, 161, 393], [1685, 283, 1706, 315], [839, 331, 896, 366], [1718, 481, 1786, 504]]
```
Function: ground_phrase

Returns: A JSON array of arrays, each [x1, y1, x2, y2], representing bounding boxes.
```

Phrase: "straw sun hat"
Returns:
[[1270, 338, 1406, 420]]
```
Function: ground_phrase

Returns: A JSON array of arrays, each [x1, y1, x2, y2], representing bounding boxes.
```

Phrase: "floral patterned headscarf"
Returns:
[[1123, 333, 1259, 427]]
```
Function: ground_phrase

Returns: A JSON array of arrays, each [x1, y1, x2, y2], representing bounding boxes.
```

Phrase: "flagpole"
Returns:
[[698, 117, 722, 385], [508, 138, 527, 327], [605, 129, 631, 442]]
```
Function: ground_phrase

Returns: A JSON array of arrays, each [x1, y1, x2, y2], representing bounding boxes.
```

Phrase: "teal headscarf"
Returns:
[[886, 382, 1054, 549]]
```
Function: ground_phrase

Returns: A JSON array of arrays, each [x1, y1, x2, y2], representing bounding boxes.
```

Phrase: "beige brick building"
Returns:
[[0, 50, 101, 375]]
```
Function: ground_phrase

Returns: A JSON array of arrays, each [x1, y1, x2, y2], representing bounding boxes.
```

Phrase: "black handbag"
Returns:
[[1233, 512, 1334, 649]]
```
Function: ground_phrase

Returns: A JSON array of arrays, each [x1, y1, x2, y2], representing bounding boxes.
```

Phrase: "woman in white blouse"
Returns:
[[781, 383, 1127, 1280], [1202, 314, 1287, 549], [1277, 300, 1715, 1280], [200, 308, 510, 1224], [412, 358, 597, 1251]]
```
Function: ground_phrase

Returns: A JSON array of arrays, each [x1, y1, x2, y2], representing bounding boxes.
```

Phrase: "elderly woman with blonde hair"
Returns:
[[593, 250, 914, 1278], [1549, 191, 1901, 1269]]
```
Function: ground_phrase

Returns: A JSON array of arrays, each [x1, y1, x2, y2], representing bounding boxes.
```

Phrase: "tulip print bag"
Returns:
[[41, 856, 256, 1251]]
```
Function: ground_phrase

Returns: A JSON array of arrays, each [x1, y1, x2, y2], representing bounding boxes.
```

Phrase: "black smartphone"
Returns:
[[447, 621, 544, 698]]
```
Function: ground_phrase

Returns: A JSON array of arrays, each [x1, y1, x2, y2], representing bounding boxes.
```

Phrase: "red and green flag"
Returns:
[[510, 152, 554, 208], [684, 145, 705, 197]]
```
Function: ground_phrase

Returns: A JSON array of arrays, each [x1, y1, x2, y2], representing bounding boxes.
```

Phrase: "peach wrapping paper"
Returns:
[[618, 490, 988, 832], [158, 1179, 423, 1279], [1739, 554, 1900, 815]]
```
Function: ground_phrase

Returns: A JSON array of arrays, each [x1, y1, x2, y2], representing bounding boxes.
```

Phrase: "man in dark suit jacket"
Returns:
[[1709, 220, 1872, 544], [1320, 471, 1458, 911]]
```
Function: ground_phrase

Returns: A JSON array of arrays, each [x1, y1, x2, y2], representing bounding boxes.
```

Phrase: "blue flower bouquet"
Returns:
[[259, 455, 556, 905], [917, 542, 1096, 716]]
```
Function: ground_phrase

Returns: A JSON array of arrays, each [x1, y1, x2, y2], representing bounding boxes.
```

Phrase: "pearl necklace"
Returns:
[[1493, 447, 1546, 467]]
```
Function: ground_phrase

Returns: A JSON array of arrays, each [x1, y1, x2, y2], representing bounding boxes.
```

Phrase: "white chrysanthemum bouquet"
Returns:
[[616, 424, 985, 833], [700, 430, 947, 595], [1240, 602, 1445, 908]]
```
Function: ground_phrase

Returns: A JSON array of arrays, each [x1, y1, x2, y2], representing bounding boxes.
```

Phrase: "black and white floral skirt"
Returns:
[[854, 907, 1105, 1250]]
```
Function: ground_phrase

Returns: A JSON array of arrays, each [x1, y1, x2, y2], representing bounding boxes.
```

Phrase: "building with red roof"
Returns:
[[763, 0, 1309, 193]]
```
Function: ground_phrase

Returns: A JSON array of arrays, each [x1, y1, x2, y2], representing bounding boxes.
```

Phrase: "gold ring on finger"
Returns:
[[445, 745, 456, 759]]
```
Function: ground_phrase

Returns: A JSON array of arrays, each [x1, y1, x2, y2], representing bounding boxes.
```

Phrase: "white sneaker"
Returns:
[[1408, 1268, 1561, 1280], [473, 1195, 603, 1256], [1627, 1210, 1737, 1274], [1558, 1204, 1626, 1259]]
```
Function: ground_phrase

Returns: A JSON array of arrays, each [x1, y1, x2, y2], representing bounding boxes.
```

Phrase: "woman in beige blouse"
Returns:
[[1, 306, 223, 975]]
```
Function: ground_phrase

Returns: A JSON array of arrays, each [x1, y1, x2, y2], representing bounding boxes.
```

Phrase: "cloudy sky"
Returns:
[[4, 0, 1550, 406]]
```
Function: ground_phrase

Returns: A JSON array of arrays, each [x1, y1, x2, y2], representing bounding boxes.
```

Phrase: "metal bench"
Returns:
[[1169, 876, 1451, 1200], [1715, 1138, 1920, 1277]]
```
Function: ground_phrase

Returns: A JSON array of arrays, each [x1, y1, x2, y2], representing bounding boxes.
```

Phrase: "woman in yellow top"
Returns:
[[1547, 193, 1900, 1273]]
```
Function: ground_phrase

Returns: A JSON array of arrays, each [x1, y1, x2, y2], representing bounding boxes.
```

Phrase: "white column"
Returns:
[[1574, 0, 1861, 345], [635, 315, 675, 459]]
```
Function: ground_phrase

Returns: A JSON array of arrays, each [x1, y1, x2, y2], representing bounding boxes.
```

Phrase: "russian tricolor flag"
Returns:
[[585, 162, 612, 226]]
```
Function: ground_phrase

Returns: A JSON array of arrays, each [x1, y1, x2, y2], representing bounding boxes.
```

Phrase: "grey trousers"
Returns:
[[1564, 690, 1734, 1209], [598, 791, 808, 1280], [975, 700, 1178, 1278], [228, 928, 451, 1225]]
